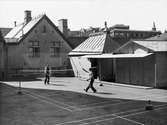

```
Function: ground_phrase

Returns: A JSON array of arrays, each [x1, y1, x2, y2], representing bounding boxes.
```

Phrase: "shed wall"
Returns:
[[0, 41, 5, 80], [98, 59, 115, 81], [115, 55, 155, 87], [156, 52, 167, 87]]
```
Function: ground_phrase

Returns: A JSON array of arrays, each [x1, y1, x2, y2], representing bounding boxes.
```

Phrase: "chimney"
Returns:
[[104, 21, 107, 29], [58, 19, 68, 37], [152, 21, 156, 31], [24, 10, 32, 24], [14, 21, 17, 27], [104, 21, 109, 32]]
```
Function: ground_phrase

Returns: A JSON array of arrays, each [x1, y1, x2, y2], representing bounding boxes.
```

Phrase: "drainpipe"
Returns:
[[4, 43, 8, 80], [154, 63, 157, 88]]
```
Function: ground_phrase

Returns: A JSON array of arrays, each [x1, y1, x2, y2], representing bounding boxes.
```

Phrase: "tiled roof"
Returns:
[[5, 15, 43, 43], [134, 40, 167, 52], [146, 33, 167, 41], [0, 28, 12, 37]]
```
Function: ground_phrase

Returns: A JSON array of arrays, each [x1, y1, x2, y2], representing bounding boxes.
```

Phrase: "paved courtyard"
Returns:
[[3, 77, 167, 102]]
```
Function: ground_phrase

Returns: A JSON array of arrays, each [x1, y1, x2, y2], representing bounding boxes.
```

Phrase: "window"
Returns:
[[140, 33, 143, 38], [29, 41, 40, 57], [50, 47, 60, 57], [50, 41, 61, 57]]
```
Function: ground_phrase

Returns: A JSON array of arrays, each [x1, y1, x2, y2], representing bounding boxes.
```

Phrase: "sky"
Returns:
[[0, 0, 167, 31]]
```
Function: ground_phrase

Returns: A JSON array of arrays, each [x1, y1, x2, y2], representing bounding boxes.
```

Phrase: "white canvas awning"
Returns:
[[83, 53, 153, 58], [68, 52, 101, 56]]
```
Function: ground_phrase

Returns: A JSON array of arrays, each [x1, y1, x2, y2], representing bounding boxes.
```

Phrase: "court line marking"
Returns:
[[76, 93, 167, 111], [24, 92, 73, 112], [78, 105, 167, 125], [55, 104, 167, 125], [54, 107, 144, 125], [24, 90, 77, 109], [78, 100, 122, 107], [120, 105, 167, 118], [112, 114, 145, 125], [23, 89, 79, 110], [76, 100, 137, 111], [2, 83, 167, 125], [2, 84, 75, 112]]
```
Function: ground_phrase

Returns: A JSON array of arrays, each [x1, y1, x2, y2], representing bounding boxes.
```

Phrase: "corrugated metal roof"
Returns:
[[134, 40, 167, 51], [72, 33, 106, 53], [5, 15, 43, 43], [84, 53, 153, 58]]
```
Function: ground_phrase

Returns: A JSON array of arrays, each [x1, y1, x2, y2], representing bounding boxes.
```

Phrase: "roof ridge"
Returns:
[[31, 14, 45, 21]]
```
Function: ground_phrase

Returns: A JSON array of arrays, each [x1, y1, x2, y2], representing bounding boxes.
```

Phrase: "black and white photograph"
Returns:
[[0, 0, 167, 124]]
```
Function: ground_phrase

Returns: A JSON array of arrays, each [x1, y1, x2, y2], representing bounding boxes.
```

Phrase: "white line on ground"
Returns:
[[55, 106, 144, 125], [23, 89, 79, 110], [78, 104, 167, 125], [25, 92, 73, 112], [3, 84, 76, 112], [112, 114, 144, 125], [76, 93, 167, 111], [76, 100, 134, 111], [55, 104, 167, 125], [121, 105, 167, 118]]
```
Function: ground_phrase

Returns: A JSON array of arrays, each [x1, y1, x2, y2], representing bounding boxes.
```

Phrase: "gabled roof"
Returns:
[[146, 33, 167, 41], [71, 32, 120, 54], [4, 14, 72, 48], [134, 40, 167, 52], [5, 15, 43, 43]]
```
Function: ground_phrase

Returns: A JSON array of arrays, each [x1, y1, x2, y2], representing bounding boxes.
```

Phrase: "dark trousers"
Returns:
[[85, 79, 96, 92], [44, 75, 50, 84]]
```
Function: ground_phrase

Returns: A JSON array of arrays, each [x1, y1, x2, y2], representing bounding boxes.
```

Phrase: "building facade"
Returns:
[[69, 23, 165, 87], [3, 11, 72, 78]]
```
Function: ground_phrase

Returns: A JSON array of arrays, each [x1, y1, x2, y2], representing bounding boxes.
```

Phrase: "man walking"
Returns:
[[84, 67, 97, 93], [44, 65, 50, 85]]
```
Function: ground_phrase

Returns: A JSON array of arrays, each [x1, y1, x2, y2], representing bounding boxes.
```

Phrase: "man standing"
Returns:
[[84, 67, 97, 93], [44, 65, 50, 85]]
